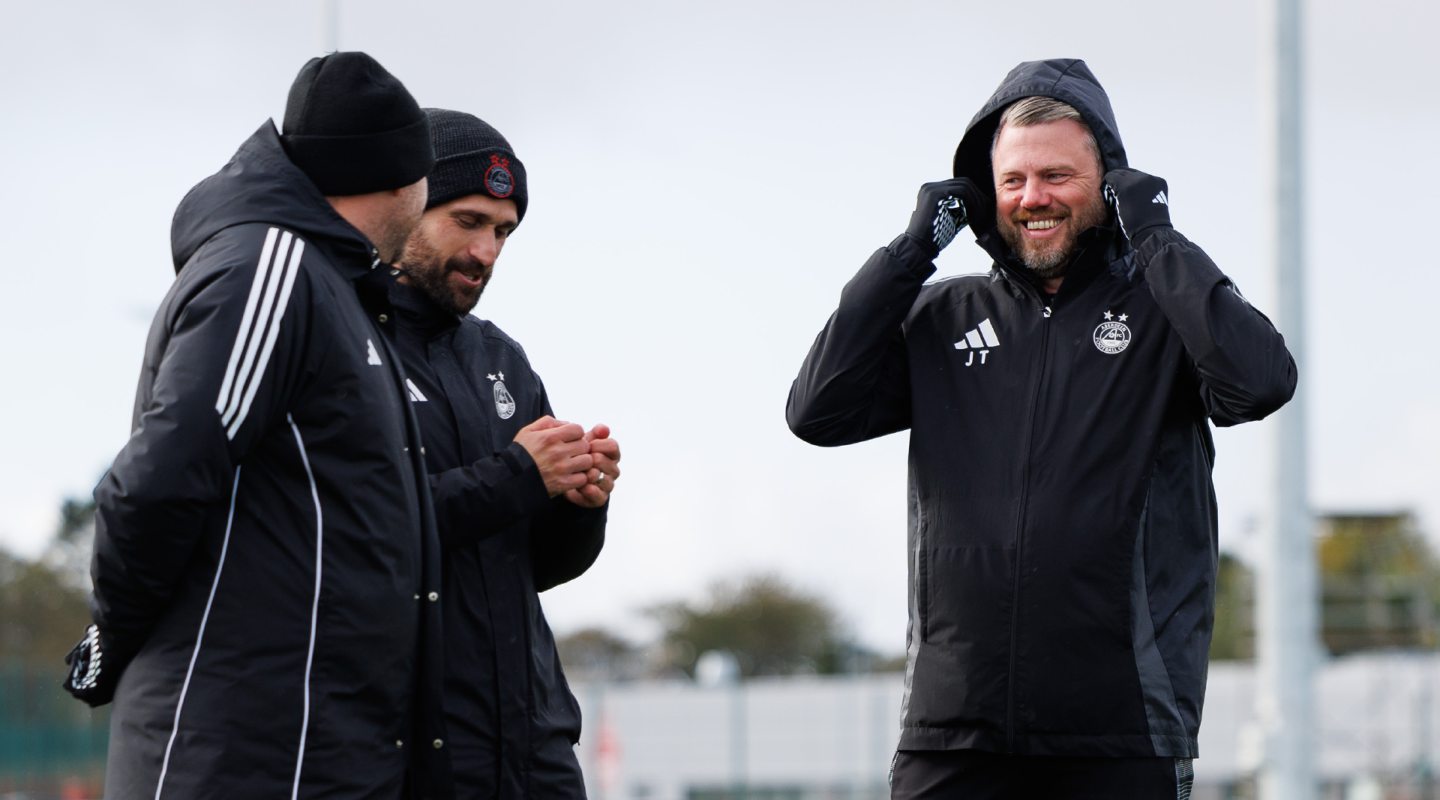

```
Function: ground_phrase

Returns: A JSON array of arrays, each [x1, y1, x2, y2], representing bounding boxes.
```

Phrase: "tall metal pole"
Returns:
[[1258, 0, 1316, 797], [322, 0, 339, 51]]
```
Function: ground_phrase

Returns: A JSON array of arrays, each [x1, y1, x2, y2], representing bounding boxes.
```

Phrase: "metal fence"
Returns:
[[0, 661, 106, 799]]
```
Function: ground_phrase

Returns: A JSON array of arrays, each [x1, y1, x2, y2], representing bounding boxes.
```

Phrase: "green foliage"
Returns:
[[0, 496, 108, 784], [646, 573, 856, 678], [1317, 513, 1439, 654], [1210, 552, 1254, 661], [1209, 513, 1440, 660], [56, 498, 97, 545], [556, 626, 642, 681], [1318, 513, 1435, 578], [0, 494, 95, 665], [0, 549, 91, 666]]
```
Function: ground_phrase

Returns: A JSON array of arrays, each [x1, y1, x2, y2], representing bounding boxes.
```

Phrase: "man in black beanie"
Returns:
[[392, 108, 618, 799], [67, 52, 450, 799]]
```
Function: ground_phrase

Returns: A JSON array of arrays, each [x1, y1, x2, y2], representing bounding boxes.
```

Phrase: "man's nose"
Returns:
[[468, 232, 499, 265], [1020, 180, 1050, 208]]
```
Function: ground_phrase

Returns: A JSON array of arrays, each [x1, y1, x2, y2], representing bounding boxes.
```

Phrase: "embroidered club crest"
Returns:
[[1093, 310, 1132, 355], [485, 154, 514, 199], [487, 372, 517, 419]]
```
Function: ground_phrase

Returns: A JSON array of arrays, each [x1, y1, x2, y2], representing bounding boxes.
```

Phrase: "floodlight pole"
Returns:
[[1257, 0, 1316, 797], [323, 0, 340, 51]]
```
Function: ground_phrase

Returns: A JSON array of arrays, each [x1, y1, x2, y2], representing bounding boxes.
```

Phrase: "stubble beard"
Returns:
[[998, 193, 1108, 280], [375, 216, 416, 266], [375, 187, 427, 265]]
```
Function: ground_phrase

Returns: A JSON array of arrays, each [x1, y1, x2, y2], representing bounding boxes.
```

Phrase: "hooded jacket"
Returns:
[[86, 122, 449, 798], [392, 282, 605, 799], [787, 59, 1296, 758]]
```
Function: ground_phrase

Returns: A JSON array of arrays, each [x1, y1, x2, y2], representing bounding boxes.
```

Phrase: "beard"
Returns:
[[396, 229, 491, 316], [997, 192, 1108, 280]]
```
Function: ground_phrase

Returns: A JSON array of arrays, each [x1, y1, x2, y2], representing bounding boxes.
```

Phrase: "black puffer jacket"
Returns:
[[787, 59, 1296, 758], [393, 282, 605, 798], [86, 121, 448, 798]]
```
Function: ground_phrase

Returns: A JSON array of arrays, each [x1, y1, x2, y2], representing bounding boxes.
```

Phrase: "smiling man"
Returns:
[[391, 108, 617, 799], [787, 59, 1297, 798]]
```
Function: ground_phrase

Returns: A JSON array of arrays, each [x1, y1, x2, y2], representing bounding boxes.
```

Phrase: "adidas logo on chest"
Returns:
[[953, 318, 1000, 367]]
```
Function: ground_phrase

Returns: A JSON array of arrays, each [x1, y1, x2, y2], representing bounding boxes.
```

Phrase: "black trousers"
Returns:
[[891, 750, 1194, 800]]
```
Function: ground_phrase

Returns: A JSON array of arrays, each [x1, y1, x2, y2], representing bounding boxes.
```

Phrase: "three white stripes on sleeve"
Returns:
[[215, 227, 304, 440]]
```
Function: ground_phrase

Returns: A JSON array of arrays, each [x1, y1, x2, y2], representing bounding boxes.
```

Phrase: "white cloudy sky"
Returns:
[[1, 0, 1434, 652]]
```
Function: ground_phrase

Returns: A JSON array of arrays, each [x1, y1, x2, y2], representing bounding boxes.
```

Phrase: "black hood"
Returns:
[[950, 58, 1128, 280], [952, 58, 1128, 242], [170, 121, 375, 275]]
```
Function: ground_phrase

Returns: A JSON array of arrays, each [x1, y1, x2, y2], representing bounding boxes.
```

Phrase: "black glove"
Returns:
[[904, 178, 989, 257], [1103, 168, 1172, 242], [63, 624, 116, 706]]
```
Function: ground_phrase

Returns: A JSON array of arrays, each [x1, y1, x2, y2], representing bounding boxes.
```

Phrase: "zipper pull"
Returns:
[[1042, 305, 1053, 319]]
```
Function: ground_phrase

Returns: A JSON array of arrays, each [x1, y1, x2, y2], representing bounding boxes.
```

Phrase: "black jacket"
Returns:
[[392, 282, 605, 798], [787, 59, 1296, 758], [86, 122, 449, 798]]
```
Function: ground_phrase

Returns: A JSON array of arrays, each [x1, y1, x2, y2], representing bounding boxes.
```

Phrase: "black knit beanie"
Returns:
[[424, 108, 528, 222], [280, 52, 435, 196]]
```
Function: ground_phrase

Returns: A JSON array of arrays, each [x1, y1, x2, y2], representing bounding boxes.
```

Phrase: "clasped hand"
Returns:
[[513, 416, 621, 509]]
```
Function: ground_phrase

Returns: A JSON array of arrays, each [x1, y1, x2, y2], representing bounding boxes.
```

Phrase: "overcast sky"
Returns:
[[1, 0, 1434, 652]]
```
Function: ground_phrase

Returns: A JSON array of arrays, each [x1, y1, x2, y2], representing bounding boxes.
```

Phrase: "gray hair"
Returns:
[[990, 96, 1102, 168]]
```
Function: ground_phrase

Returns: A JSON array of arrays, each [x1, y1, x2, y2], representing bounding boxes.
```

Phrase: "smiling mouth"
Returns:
[[1025, 219, 1062, 231], [451, 269, 485, 288]]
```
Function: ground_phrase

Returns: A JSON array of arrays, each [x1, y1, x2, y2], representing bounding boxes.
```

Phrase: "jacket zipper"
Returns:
[[1005, 294, 1052, 750]]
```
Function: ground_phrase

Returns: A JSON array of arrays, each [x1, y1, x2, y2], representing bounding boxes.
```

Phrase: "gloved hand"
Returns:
[[1103, 167, 1172, 242], [62, 624, 115, 707], [904, 178, 989, 257]]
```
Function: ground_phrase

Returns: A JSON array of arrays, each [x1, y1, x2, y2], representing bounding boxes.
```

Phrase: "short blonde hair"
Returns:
[[991, 96, 1102, 169]]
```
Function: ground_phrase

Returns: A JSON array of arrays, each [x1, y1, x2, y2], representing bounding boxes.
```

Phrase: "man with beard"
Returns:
[[391, 108, 617, 799], [787, 59, 1297, 797], [65, 52, 450, 798]]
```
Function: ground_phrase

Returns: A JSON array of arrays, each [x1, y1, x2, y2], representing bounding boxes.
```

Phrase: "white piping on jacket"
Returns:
[[288, 414, 323, 799], [153, 467, 242, 800]]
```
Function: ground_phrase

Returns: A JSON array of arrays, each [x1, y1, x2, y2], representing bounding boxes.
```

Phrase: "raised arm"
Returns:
[[787, 178, 989, 445], [1105, 168, 1297, 426]]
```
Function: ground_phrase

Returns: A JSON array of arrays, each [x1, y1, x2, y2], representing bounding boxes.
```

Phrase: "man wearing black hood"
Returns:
[[65, 53, 449, 798], [391, 108, 616, 798], [788, 59, 1297, 796]]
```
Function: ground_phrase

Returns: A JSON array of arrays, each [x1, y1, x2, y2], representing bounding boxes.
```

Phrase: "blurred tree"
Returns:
[[0, 497, 107, 785], [1317, 511, 1438, 654], [646, 573, 861, 678], [0, 547, 90, 666], [1210, 552, 1255, 661], [556, 626, 643, 682], [42, 497, 96, 592], [0, 497, 95, 665], [1318, 512, 1433, 578]]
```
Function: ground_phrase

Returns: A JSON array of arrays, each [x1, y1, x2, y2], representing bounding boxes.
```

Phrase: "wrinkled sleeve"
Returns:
[[525, 379, 606, 592], [86, 225, 310, 704], [428, 442, 551, 547], [785, 234, 934, 446], [530, 500, 607, 593], [1138, 228, 1297, 426]]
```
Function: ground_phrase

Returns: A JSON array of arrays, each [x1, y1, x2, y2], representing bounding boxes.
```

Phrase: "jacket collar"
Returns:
[[392, 278, 465, 339], [984, 222, 1124, 301]]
